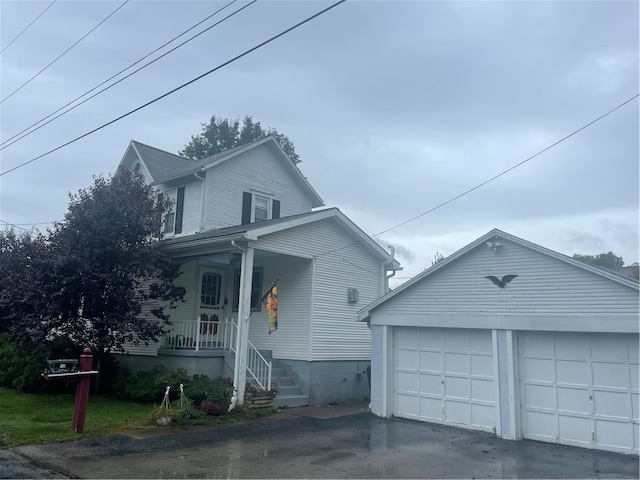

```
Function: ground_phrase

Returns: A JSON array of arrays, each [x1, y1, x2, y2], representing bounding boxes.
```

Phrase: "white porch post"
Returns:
[[232, 246, 254, 406]]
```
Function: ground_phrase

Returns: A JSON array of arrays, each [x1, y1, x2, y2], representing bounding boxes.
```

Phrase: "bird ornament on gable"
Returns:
[[484, 274, 518, 288]]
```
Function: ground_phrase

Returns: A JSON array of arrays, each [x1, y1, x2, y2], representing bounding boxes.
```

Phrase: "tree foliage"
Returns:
[[0, 168, 182, 359], [431, 252, 445, 266], [572, 251, 625, 268], [179, 115, 300, 164]]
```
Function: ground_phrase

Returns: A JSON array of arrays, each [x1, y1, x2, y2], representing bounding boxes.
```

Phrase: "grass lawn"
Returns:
[[0, 387, 277, 447]]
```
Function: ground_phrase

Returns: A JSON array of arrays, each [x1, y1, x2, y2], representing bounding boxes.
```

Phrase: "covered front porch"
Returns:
[[159, 238, 313, 404]]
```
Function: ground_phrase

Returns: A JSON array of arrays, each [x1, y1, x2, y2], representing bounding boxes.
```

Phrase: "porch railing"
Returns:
[[163, 318, 272, 391], [163, 318, 236, 351]]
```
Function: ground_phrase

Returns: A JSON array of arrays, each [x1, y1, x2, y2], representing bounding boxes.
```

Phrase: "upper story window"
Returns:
[[241, 191, 280, 225], [133, 162, 141, 174], [160, 186, 185, 235]]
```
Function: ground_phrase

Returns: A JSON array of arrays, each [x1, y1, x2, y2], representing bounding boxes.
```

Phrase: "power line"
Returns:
[[1, 0, 247, 151], [0, 0, 129, 105], [0, 219, 31, 233], [0, 0, 347, 177], [0, 0, 57, 55], [314, 94, 640, 259]]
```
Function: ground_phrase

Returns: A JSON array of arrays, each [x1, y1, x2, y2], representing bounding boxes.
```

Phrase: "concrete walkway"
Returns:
[[2, 404, 638, 479]]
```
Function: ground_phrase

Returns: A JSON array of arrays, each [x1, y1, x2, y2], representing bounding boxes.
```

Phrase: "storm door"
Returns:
[[197, 269, 226, 347]]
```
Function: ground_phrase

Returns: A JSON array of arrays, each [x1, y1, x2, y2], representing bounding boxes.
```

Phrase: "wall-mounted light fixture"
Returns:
[[347, 288, 359, 303]]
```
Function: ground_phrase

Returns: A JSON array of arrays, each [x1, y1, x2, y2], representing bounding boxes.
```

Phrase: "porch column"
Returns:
[[233, 246, 254, 405]]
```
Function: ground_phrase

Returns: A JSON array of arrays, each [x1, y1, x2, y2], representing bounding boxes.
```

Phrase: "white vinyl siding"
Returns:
[[256, 218, 382, 361], [372, 238, 639, 327], [203, 146, 313, 229], [246, 256, 312, 361]]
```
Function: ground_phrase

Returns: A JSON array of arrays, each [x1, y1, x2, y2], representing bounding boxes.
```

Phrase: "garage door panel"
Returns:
[[472, 403, 495, 428], [594, 390, 631, 418], [445, 376, 469, 399], [472, 378, 494, 402], [633, 393, 639, 420], [470, 330, 493, 353], [397, 371, 418, 393], [631, 365, 639, 390], [591, 335, 629, 360], [522, 332, 554, 356], [556, 360, 589, 385], [397, 327, 419, 347], [558, 415, 592, 444], [419, 397, 442, 421], [592, 362, 629, 388], [444, 330, 470, 351], [554, 333, 589, 358], [419, 351, 441, 371], [419, 373, 441, 394], [419, 328, 444, 350], [629, 338, 639, 359], [397, 350, 418, 370], [396, 394, 419, 417], [523, 358, 554, 382], [524, 384, 556, 409], [445, 352, 469, 374], [524, 411, 556, 438], [445, 400, 470, 425], [470, 354, 492, 376], [557, 387, 590, 413], [596, 419, 634, 450]]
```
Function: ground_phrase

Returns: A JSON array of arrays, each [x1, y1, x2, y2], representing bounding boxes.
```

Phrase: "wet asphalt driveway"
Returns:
[[1, 405, 638, 479]]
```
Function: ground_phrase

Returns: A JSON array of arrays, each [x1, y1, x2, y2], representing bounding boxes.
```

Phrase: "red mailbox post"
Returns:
[[42, 348, 98, 433]]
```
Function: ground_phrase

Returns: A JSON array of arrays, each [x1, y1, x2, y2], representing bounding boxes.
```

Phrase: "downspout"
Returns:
[[382, 245, 396, 294], [194, 171, 205, 232], [229, 240, 244, 410]]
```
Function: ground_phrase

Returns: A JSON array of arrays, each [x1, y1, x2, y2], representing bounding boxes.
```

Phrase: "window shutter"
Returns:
[[272, 199, 280, 219], [174, 187, 185, 234], [155, 192, 164, 237], [241, 191, 252, 225]]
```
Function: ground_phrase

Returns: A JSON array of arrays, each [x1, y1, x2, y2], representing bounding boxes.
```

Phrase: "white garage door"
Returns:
[[520, 332, 639, 454], [394, 327, 495, 431]]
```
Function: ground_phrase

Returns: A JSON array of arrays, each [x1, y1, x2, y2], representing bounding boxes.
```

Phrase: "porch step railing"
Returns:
[[163, 318, 272, 391], [245, 340, 272, 392]]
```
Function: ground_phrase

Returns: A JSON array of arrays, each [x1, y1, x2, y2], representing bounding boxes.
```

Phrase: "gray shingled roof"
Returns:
[[132, 138, 270, 184], [131, 141, 193, 181], [162, 209, 328, 246]]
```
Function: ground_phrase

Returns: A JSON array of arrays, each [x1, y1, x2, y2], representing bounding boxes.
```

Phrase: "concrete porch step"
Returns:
[[273, 394, 308, 408]]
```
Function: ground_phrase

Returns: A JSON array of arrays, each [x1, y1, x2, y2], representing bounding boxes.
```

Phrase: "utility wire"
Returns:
[[1, 0, 245, 150], [0, 219, 31, 233], [0, 0, 129, 104], [0, 0, 57, 55], [314, 93, 640, 259], [0, 0, 347, 177]]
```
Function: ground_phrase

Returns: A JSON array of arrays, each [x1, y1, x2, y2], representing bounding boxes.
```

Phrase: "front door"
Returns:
[[197, 268, 227, 346]]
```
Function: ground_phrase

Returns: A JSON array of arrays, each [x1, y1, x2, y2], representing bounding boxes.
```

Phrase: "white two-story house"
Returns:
[[117, 136, 401, 406]]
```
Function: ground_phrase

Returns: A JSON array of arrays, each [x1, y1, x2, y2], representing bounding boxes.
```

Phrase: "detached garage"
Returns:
[[359, 229, 639, 455]]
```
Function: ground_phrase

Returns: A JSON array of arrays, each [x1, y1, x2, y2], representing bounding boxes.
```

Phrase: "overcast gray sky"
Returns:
[[1, 0, 638, 286]]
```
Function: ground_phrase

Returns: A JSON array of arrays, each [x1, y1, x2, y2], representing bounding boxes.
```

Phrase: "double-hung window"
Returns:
[[241, 191, 280, 225], [162, 187, 185, 235]]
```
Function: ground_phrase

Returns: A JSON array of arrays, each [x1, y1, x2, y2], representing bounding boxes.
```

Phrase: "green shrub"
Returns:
[[113, 366, 189, 403], [183, 375, 234, 414], [0, 334, 74, 393]]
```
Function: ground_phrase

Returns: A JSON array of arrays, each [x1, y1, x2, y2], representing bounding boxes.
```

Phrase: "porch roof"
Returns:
[[162, 208, 401, 269]]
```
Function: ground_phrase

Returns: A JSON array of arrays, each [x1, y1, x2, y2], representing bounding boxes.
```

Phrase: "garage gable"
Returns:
[[361, 229, 639, 333]]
